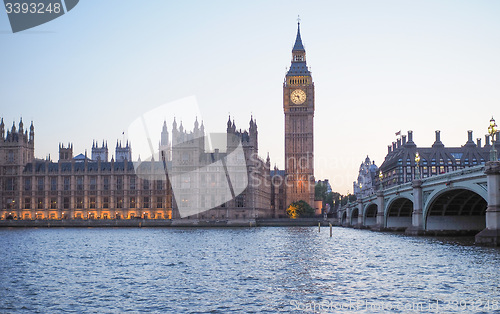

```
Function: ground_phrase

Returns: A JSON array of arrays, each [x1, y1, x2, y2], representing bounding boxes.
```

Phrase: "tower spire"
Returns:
[[288, 18, 309, 76], [292, 16, 305, 52]]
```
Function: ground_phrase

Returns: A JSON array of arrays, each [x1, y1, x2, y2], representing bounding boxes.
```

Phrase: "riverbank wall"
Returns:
[[0, 218, 337, 228]]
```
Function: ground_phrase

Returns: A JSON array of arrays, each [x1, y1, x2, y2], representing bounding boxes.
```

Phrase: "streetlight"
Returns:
[[378, 170, 383, 190], [415, 152, 421, 180], [488, 117, 498, 161]]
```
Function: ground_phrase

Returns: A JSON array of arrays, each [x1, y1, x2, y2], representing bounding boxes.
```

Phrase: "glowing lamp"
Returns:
[[489, 117, 498, 161], [489, 117, 497, 136]]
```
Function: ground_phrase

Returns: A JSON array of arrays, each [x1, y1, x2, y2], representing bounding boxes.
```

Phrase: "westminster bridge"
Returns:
[[338, 161, 500, 246]]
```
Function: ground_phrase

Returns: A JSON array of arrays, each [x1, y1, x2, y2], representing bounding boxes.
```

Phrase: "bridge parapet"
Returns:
[[419, 165, 485, 185], [380, 182, 412, 196]]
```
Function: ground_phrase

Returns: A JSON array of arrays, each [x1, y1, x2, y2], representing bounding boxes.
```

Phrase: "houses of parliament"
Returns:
[[0, 23, 316, 221]]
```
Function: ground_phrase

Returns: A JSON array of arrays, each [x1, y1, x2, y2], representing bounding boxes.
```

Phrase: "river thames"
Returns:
[[0, 227, 499, 313]]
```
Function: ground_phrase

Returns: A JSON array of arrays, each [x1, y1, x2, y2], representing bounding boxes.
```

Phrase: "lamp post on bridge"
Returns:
[[406, 152, 424, 236], [475, 117, 500, 245], [378, 171, 383, 190], [488, 117, 498, 162], [415, 152, 421, 180]]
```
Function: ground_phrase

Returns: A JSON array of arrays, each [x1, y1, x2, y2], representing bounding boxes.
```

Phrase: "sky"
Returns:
[[1, 0, 499, 194]]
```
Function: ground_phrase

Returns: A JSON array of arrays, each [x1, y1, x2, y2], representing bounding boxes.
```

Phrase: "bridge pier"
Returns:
[[476, 161, 500, 246], [345, 206, 352, 227], [371, 191, 385, 231], [354, 201, 366, 229], [406, 179, 425, 236]]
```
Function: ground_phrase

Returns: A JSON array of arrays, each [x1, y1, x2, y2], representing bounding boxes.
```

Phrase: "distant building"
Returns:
[[379, 130, 492, 189], [353, 156, 378, 198]]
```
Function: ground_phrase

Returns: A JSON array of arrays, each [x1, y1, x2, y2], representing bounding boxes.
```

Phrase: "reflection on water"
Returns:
[[0, 227, 498, 313]]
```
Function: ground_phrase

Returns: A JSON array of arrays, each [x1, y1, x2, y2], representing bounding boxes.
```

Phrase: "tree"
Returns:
[[286, 200, 315, 218], [315, 181, 328, 200], [340, 194, 357, 206], [325, 191, 340, 210]]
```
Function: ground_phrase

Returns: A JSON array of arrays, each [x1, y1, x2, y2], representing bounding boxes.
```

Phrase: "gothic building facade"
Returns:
[[168, 116, 272, 220], [0, 119, 172, 220], [0, 116, 274, 220]]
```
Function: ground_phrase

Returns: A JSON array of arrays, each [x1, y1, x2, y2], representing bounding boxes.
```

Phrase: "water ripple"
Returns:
[[0, 227, 499, 313]]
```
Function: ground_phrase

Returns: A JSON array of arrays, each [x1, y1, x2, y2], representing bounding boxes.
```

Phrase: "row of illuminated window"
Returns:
[[382, 160, 484, 180], [11, 196, 166, 210], [403, 166, 469, 174]]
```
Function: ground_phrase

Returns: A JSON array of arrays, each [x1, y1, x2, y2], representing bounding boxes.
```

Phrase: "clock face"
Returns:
[[290, 89, 306, 105]]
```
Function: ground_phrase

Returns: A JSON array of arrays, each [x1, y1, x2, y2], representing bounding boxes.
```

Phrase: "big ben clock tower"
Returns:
[[284, 20, 315, 209]]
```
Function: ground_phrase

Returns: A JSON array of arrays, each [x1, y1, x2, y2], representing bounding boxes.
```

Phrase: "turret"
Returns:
[[0, 118, 4, 139], [227, 115, 232, 133], [59, 143, 73, 161], [161, 120, 169, 144], [29, 121, 34, 143], [116, 140, 132, 162], [18, 118, 23, 134], [159, 120, 171, 161], [92, 140, 108, 161]]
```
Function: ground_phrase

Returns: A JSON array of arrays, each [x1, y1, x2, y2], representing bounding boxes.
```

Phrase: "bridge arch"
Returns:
[[385, 197, 413, 230], [424, 187, 487, 232], [350, 207, 359, 226], [340, 211, 347, 226], [363, 203, 377, 227]]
